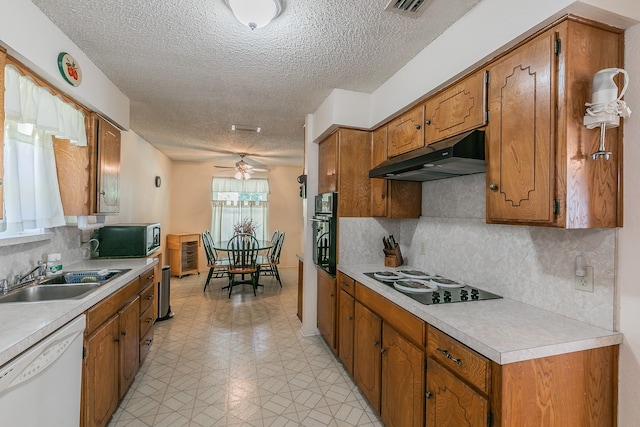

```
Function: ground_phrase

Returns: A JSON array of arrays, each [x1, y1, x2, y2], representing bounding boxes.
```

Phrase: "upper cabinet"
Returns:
[[318, 128, 371, 217], [486, 17, 623, 228], [424, 69, 487, 145], [387, 104, 425, 157], [94, 115, 121, 215], [371, 127, 422, 218], [318, 132, 338, 194], [55, 114, 121, 216]]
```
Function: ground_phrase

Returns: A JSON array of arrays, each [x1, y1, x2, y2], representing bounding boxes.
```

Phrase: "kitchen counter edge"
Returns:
[[338, 263, 623, 365]]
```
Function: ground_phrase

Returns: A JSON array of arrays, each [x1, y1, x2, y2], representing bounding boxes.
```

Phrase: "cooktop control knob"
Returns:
[[443, 290, 452, 302], [471, 289, 479, 300], [431, 292, 440, 304]]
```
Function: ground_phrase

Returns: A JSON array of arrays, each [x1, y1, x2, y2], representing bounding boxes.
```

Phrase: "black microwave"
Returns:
[[95, 223, 161, 258]]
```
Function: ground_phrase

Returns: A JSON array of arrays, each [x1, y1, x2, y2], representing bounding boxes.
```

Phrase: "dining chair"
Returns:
[[202, 231, 229, 291], [259, 231, 285, 287], [224, 233, 261, 297]]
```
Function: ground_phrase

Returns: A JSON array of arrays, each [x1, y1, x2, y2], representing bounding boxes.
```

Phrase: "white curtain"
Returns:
[[2, 65, 87, 233], [210, 178, 270, 243]]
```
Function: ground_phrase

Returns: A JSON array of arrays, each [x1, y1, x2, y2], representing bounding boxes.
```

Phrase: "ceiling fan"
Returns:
[[215, 153, 269, 180]]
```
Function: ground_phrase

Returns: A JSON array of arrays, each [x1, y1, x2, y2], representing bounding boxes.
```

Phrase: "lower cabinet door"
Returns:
[[381, 323, 425, 427], [338, 290, 355, 375], [426, 358, 489, 427], [119, 296, 140, 399], [353, 302, 382, 412], [84, 316, 120, 427]]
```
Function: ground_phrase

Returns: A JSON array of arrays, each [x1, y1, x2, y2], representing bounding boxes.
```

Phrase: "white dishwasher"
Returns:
[[0, 314, 86, 426]]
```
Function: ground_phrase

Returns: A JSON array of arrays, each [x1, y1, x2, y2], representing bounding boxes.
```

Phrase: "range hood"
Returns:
[[369, 130, 485, 181]]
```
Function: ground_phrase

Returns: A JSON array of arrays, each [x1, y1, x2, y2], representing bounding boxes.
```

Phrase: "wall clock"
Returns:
[[57, 52, 82, 86]]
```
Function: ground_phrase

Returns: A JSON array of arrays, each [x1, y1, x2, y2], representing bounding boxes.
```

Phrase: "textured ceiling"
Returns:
[[31, 0, 479, 168]]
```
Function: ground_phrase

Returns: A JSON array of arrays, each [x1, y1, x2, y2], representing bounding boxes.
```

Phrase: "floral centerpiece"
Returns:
[[233, 218, 258, 235]]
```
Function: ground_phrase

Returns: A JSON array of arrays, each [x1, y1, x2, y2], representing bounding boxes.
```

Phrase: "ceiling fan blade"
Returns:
[[214, 165, 235, 169]]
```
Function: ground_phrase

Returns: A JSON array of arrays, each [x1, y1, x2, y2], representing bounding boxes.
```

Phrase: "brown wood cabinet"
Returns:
[[486, 17, 623, 228], [138, 269, 156, 364], [82, 269, 156, 427], [424, 69, 487, 145], [318, 128, 372, 217], [83, 315, 119, 427], [387, 104, 426, 157], [353, 301, 382, 412], [352, 280, 426, 425], [118, 296, 140, 400], [54, 114, 121, 216], [371, 126, 422, 218], [337, 272, 618, 426], [317, 267, 337, 353], [337, 272, 355, 375], [318, 133, 338, 194], [167, 233, 200, 277]]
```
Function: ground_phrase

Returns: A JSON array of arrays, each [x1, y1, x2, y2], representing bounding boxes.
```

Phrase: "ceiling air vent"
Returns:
[[384, 0, 432, 17]]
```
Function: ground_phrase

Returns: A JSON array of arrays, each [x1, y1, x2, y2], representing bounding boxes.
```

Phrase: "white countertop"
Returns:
[[0, 258, 157, 367], [339, 263, 623, 365]]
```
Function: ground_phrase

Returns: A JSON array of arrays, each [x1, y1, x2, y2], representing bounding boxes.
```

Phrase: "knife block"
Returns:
[[383, 245, 403, 267]]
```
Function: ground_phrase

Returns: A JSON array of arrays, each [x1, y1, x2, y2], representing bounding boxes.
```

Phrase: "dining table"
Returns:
[[212, 240, 275, 289]]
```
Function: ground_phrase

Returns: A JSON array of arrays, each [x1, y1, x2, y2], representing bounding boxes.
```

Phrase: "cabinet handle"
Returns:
[[425, 119, 431, 125], [100, 191, 106, 196], [380, 348, 386, 355], [114, 338, 120, 343], [436, 347, 463, 367], [373, 340, 379, 347], [348, 316, 353, 321], [147, 295, 154, 301], [145, 338, 153, 346], [489, 183, 498, 191], [146, 274, 154, 280], [415, 124, 421, 130], [146, 317, 153, 323], [426, 391, 432, 399], [121, 331, 126, 336]]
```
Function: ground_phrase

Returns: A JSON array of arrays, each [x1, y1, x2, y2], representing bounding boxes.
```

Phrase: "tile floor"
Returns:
[[108, 268, 383, 426]]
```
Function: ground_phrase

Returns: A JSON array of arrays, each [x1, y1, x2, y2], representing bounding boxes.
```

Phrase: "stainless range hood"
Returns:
[[369, 130, 485, 181]]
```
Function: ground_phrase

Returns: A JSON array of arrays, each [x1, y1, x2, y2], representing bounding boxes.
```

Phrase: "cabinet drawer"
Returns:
[[139, 325, 154, 364], [337, 272, 355, 296], [139, 269, 155, 291], [86, 277, 140, 335], [139, 283, 155, 315], [355, 282, 424, 347], [139, 305, 155, 338], [427, 325, 490, 394]]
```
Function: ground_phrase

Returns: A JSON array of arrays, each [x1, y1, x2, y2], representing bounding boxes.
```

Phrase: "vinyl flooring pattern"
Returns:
[[107, 268, 383, 427]]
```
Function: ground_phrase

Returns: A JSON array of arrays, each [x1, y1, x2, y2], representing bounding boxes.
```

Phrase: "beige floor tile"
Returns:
[[108, 268, 382, 427]]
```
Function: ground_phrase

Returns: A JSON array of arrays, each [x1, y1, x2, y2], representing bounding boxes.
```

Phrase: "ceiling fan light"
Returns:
[[226, 0, 281, 30]]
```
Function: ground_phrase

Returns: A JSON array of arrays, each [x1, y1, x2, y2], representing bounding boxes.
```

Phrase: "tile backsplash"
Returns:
[[339, 173, 616, 330], [0, 226, 85, 282]]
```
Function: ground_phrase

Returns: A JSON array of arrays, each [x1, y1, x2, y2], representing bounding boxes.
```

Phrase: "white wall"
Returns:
[[0, 0, 129, 129], [615, 22, 640, 426]]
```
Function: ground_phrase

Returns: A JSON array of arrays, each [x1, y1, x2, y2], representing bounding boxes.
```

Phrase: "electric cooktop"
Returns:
[[364, 271, 502, 306]]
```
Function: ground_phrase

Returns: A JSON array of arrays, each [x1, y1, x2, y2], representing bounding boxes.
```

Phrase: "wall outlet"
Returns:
[[574, 266, 594, 292]]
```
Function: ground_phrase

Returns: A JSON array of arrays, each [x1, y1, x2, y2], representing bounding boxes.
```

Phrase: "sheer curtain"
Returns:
[[2, 64, 87, 233], [210, 178, 269, 243]]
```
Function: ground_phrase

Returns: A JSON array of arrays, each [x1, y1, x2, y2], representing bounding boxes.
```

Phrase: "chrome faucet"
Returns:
[[13, 261, 47, 287], [1, 279, 8, 295]]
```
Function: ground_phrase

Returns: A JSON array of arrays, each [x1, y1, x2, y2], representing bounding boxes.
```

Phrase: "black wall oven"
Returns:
[[312, 192, 337, 276]]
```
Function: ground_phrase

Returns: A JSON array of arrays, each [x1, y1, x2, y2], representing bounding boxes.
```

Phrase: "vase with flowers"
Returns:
[[233, 218, 258, 236]]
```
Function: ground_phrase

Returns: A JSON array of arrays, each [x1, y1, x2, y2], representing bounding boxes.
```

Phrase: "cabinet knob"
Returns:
[[145, 338, 153, 346], [121, 331, 126, 336], [114, 338, 120, 343], [348, 316, 353, 321], [426, 391, 432, 399], [146, 317, 153, 323], [100, 191, 106, 196], [489, 183, 498, 191], [147, 295, 154, 301], [415, 124, 421, 130], [425, 119, 431, 125], [380, 348, 386, 355], [373, 340, 379, 347]]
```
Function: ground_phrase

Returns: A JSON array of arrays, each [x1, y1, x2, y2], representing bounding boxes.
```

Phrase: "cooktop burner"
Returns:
[[363, 272, 502, 305]]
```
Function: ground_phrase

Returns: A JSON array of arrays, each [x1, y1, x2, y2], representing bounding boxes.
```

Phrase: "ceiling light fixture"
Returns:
[[224, 0, 282, 30], [235, 170, 252, 180]]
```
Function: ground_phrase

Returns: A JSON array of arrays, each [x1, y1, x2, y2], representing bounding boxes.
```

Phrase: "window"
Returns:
[[211, 178, 270, 243]]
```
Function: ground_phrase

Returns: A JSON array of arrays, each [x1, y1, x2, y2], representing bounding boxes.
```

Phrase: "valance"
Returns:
[[4, 64, 87, 146], [211, 177, 270, 194]]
